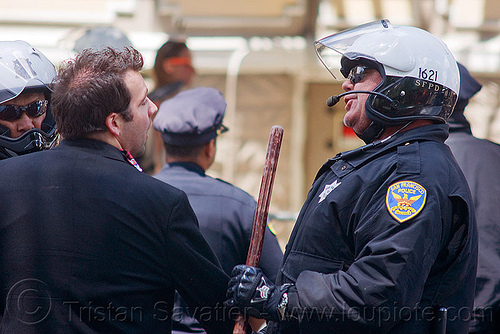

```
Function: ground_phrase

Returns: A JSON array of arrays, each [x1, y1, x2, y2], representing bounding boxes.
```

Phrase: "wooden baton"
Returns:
[[233, 125, 284, 334]]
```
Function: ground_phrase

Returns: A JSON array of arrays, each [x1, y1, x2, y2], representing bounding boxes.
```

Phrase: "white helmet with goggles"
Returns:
[[315, 19, 460, 143], [0, 40, 58, 159]]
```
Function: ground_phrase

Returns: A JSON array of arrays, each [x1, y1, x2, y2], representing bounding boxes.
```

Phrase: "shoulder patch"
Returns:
[[386, 180, 427, 223]]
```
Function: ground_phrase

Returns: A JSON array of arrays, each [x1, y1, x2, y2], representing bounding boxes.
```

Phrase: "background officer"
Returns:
[[153, 86, 283, 333], [446, 63, 500, 334], [225, 20, 477, 334], [0, 40, 58, 159]]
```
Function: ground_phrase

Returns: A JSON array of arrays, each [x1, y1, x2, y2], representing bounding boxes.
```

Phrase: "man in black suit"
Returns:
[[0, 47, 234, 333]]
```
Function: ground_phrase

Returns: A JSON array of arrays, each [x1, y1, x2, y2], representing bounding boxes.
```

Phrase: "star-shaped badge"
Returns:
[[318, 180, 341, 203]]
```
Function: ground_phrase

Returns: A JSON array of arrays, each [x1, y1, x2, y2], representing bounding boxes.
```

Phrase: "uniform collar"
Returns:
[[315, 124, 449, 180], [347, 123, 448, 165], [166, 161, 206, 176]]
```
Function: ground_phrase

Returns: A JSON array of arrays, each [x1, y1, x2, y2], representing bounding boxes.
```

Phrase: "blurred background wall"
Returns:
[[2, 0, 500, 247]]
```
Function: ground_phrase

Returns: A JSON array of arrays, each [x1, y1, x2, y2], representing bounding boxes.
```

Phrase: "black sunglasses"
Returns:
[[0, 100, 48, 121], [347, 66, 370, 85]]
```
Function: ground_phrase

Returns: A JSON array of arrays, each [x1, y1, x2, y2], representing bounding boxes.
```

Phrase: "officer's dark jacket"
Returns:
[[155, 162, 283, 333], [0, 139, 233, 333], [270, 124, 478, 334], [447, 126, 500, 333]]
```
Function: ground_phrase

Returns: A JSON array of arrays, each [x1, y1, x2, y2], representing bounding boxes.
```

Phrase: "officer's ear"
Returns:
[[204, 139, 216, 165]]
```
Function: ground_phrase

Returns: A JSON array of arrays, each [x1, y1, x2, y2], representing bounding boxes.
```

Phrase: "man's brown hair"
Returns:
[[51, 47, 143, 140]]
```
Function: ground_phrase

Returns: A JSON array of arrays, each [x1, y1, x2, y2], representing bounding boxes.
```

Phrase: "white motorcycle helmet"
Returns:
[[0, 40, 58, 159], [315, 19, 460, 143]]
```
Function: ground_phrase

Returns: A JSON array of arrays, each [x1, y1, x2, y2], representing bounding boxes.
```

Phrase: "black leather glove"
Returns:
[[225, 265, 289, 321]]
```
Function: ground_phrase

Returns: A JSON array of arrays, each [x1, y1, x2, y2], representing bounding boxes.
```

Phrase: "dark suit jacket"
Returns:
[[0, 139, 233, 333]]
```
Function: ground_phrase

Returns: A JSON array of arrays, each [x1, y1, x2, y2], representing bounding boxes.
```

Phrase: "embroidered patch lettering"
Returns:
[[386, 181, 426, 223], [318, 180, 341, 203]]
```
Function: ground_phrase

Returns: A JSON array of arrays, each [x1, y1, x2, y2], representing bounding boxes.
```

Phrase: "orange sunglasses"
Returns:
[[166, 57, 193, 67]]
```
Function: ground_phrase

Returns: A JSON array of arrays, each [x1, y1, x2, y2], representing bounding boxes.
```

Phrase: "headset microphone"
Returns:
[[326, 90, 396, 107]]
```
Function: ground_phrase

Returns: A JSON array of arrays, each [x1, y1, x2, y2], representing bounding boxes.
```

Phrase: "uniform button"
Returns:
[[341, 165, 347, 171]]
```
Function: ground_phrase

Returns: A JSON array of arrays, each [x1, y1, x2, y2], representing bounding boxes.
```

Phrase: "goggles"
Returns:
[[0, 100, 48, 121], [166, 57, 193, 67], [347, 66, 370, 85]]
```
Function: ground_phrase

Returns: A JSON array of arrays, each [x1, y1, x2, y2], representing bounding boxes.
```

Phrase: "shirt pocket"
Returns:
[[281, 250, 344, 283]]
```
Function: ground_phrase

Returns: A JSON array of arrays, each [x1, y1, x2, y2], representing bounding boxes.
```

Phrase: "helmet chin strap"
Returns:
[[358, 119, 416, 145], [358, 122, 385, 144]]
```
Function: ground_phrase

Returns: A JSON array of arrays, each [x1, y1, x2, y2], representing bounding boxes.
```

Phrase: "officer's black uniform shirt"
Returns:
[[269, 124, 477, 334]]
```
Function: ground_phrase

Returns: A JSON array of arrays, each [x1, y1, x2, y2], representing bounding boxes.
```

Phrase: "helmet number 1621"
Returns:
[[418, 68, 438, 82]]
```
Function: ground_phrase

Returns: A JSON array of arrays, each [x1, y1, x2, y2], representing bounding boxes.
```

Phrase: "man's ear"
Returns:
[[105, 112, 122, 137]]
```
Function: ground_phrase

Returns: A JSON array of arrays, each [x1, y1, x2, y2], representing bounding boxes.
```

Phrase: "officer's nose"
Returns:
[[13, 113, 36, 137], [342, 78, 354, 91]]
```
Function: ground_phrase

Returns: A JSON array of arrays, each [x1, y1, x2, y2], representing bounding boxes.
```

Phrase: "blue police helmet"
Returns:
[[153, 87, 229, 146]]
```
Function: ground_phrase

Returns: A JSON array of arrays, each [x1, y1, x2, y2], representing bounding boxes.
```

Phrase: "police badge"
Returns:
[[386, 181, 427, 223]]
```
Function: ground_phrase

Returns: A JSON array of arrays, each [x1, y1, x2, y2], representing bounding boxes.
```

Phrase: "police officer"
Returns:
[[445, 64, 500, 334], [153, 87, 283, 333], [225, 20, 477, 334], [0, 40, 58, 159]]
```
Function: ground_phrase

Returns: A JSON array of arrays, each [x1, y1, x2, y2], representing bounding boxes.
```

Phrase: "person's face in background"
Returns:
[[0, 92, 47, 138], [162, 48, 196, 86]]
